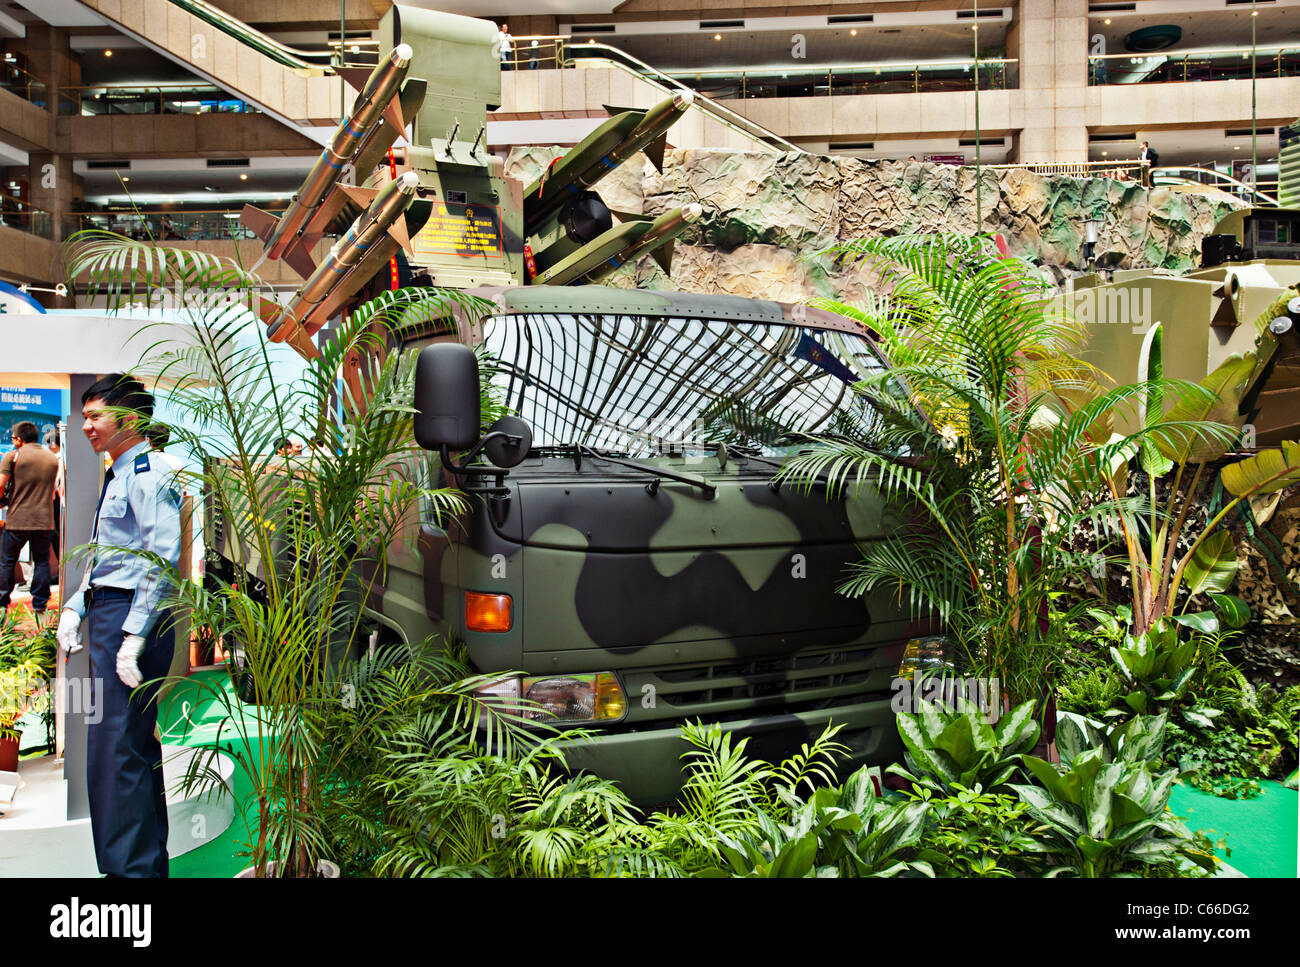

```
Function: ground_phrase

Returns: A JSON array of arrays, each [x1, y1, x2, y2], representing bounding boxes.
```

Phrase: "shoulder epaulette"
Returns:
[[133, 453, 151, 474]]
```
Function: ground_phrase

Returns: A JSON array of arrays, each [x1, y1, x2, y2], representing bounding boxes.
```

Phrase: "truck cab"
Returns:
[[369, 284, 928, 803]]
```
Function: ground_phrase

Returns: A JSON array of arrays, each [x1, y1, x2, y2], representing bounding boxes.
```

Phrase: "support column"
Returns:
[[1014, 0, 1089, 163], [61, 376, 98, 822]]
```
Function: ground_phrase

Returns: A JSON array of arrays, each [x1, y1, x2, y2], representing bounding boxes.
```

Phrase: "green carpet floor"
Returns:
[[1169, 780, 1298, 879]]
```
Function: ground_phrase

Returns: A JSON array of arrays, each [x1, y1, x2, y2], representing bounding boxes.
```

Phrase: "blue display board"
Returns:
[[0, 386, 69, 454]]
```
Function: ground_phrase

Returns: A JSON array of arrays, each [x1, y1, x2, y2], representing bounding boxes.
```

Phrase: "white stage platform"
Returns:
[[0, 744, 235, 877]]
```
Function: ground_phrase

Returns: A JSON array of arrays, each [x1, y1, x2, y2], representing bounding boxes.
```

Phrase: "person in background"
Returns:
[[56, 374, 183, 878], [274, 436, 303, 457], [0, 421, 60, 618], [528, 39, 540, 70], [497, 23, 513, 70], [1139, 141, 1159, 187]]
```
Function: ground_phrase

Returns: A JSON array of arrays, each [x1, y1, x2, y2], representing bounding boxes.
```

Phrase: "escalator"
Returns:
[[75, 0, 346, 134], [563, 42, 801, 155]]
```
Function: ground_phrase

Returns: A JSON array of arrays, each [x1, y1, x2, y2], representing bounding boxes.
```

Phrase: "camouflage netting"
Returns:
[[505, 148, 1246, 299], [505, 146, 1296, 681]]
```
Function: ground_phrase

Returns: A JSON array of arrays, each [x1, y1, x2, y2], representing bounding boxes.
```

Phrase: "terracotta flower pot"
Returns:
[[0, 733, 19, 773]]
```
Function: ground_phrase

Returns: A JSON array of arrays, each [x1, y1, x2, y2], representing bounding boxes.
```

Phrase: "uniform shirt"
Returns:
[[64, 441, 183, 637]]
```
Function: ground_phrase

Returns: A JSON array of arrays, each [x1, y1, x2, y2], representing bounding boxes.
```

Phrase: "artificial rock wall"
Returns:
[[506, 148, 1246, 301]]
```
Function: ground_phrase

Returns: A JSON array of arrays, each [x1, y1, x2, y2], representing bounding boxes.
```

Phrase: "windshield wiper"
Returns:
[[568, 444, 716, 497]]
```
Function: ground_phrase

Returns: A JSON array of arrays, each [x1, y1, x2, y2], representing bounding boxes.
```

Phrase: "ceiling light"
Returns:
[[122, 177, 130, 182], [103, 50, 112, 57], [239, 173, 248, 180], [1252, 10, 1259, 15], [1104, 18, 1112, 25], [714, 34, 721, 41], [1234, 145, 1240, 150], [850, 29, 857, 36], [349, 44, 360, 53], [1101, 150, 1108, 156]]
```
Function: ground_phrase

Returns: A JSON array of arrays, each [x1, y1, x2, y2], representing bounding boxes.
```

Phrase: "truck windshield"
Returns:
[[480, 313, 893, 458]]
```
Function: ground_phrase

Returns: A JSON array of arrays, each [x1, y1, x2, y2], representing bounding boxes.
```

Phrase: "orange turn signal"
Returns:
[[466, 591, 512, 632]]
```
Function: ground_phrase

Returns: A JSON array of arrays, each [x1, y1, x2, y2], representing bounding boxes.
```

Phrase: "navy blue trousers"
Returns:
[[86, 589, 173, 878]]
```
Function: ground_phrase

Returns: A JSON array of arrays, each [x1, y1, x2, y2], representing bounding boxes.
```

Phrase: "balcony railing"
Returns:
[[1, 62, 46, 107], [0, 198, 53, 238], [1088, 45, 1300, 85], [71, 208, 287, 242], [988, 159, 1148, 180], [509, 36, 1015, 98], [666, 59, 1018, 99], [58, 85, 258, 117]]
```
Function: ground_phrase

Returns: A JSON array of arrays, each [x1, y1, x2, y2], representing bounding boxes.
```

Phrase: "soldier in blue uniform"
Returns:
[[56, 374, 183, 878]]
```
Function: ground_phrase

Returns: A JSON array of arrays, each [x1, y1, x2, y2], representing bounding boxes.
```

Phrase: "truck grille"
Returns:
[[651, 646, 889, 711]]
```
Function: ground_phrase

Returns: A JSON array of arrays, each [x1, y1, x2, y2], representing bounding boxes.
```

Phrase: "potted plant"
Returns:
[[0, 614, 56, 771]]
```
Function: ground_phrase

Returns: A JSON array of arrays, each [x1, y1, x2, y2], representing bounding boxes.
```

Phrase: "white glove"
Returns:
[[57, 609, 83, 656], [117, 634, 146, 688]]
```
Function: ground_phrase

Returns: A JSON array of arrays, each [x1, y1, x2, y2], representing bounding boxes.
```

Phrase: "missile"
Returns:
[[523, 90, 694, 237], [532, 203, 702, 286], [264, 171, 421, 348], [241, 43, 415, 267]]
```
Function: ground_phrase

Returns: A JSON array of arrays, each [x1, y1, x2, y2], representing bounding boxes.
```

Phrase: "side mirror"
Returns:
[[414, 343, 480, 451]]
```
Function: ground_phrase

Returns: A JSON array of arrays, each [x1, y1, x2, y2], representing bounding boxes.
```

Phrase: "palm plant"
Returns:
[[62, 229, 529, 877], [780, 234, 1227, 707]]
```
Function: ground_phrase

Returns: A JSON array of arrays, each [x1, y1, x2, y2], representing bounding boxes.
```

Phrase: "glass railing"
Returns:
[[665, 59, 1018, 99], [1088, 46, 1300, 85], [58, 85, 258, 117], [70, 208, 287, 242], [1, 63, 47, 107], [0, 198, 53, 238]]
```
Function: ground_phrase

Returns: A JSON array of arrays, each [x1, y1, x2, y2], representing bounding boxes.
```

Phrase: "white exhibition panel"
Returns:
[[3, 312, 209, 382]]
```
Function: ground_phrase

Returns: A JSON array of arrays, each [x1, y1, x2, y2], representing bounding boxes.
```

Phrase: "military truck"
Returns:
[[368, 285, 930, 803], [205, 5, 937, 803]]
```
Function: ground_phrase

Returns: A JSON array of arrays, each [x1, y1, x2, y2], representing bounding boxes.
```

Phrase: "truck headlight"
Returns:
[[898, 635, 957, 677], [474, 672, 627, 725]]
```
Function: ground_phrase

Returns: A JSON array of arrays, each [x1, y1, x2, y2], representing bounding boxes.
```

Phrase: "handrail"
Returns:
[[1089, 44, 1300, 84], [166, 0, 334, 74], [1, 61, 46, 105], [562, 41, 802, 154], [72, 207, 291, 241], [1152, 166, 1280, 206], [1089, 43, 1299, 61], [674, 56, 1019, 79], [0, 198, 54, 239]]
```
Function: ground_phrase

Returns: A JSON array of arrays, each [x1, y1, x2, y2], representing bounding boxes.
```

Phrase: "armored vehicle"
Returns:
[[1065, 207, 1300, 443]]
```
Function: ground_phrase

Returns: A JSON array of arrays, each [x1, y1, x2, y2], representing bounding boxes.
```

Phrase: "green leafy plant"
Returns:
[[700, 767, 932, 878], [906, 783, 1047, 877], [890, 696, 1040, 793], [1012, 713, 1219, 878], [0, 613, 56, 743], [786, 235, 1228, 710]]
